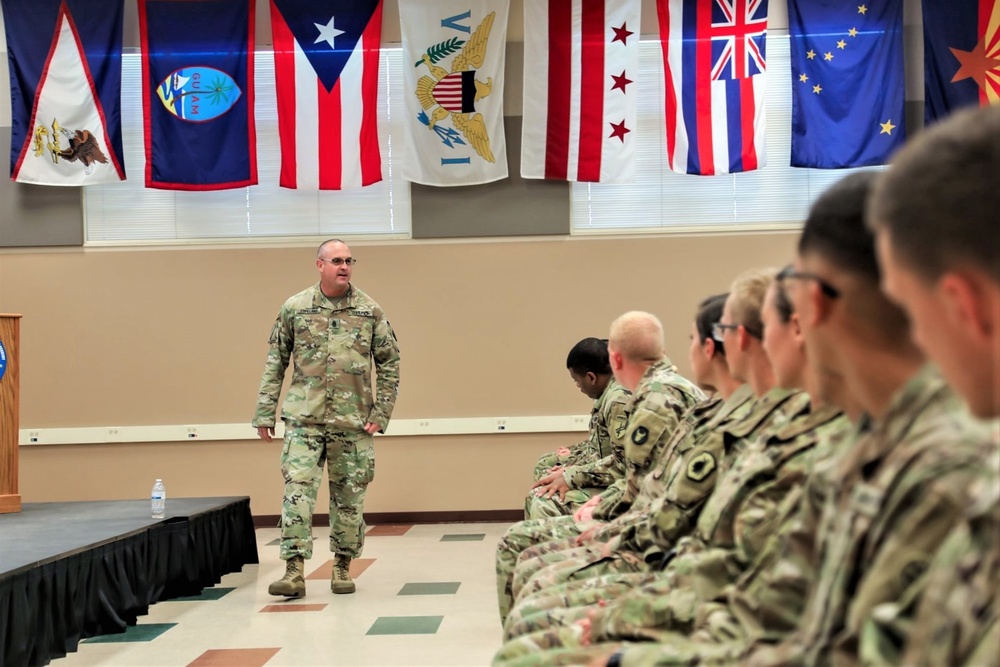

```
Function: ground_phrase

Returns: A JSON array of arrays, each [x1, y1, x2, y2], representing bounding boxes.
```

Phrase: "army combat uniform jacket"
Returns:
[[253, 283, 400, 432]]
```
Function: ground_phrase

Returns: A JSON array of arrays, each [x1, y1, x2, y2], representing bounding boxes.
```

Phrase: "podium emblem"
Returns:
[[0, 340, 7, 381]]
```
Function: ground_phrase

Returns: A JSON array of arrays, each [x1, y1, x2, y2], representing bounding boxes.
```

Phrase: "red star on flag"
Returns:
[[611, 71, 633, 93], [612, 22, 634, 45], [609, 120, 630, 142]]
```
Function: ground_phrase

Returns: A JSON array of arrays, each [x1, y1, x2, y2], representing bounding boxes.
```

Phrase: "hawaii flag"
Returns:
[[270, 0, 383, 190], [521, 0, 641, 183], [657, 0, 769, 175], [399, 0, 509, 186], [3, 0, 125, 185]]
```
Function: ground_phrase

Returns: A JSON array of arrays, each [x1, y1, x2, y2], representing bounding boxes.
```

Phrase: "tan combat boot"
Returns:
[[331, 555, 355, 594], [268, 555, 306, 597]]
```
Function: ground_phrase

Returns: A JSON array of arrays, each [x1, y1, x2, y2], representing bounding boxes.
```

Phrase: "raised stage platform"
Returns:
[[0, 497, 259, 667]]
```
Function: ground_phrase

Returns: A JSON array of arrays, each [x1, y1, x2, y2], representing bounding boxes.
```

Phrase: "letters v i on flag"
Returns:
[[399, 0, 509, 186]]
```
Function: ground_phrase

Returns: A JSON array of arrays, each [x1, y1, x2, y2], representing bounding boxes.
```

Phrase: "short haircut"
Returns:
[[799, 172, 881, 285], [695, 294, 728, 356], [772, 270, 795, 324], [566, 337, 612, 375], [868, 105, 1000, 283], [728, 268, 776, 339], [317, 238, 348, 257], [609, 311, 665, 363]]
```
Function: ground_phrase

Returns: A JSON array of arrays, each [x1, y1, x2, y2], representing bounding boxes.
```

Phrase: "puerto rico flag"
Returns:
[[923, 0, 1000, 124], [3, 0, 126, 185], [521, 0, 641, 183], [138, 0, 257, 190], [657, 0, 769, 175], [270, 0, 383, 190]]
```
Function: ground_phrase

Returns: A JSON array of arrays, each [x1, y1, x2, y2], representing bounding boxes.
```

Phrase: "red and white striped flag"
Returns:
[[520, 0, 641, 183], [269, 0, 383, 190]]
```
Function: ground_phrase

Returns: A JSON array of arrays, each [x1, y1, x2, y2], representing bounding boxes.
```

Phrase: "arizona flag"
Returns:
[[3, 0, 126, 185], [139, 0, 257, 190], [923, 0, 1000, 124], [270, 0, 384, 190], [399, 0, 509, 186], [521, 0, 641, 183], [657, 0, 769, 175]]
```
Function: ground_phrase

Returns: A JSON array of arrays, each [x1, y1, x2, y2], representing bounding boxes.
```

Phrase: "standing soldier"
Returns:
[[253, 239, 400, 598]]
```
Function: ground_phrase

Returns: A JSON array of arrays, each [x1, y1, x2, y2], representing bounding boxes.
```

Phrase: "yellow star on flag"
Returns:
[[813, 84, 823, 94], [858, 4, 868, 14], [824, 52, 834, 61], [849, 27, 859, 37], [799, 73, 809, 82], [880, 119, 896, 135], [807, 49, 817, 59], [837, 40, 847, 49]]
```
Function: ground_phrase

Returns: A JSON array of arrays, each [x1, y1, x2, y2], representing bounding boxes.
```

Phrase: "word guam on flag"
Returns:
[[923, 0, 1000, 125], [138, 0, 257, 190], [789, 0, 905, 168], [521, 0, 641, 183], [270, 0, 384, 190], [399, 0, 509, 186], [2, 0, 126, 185]]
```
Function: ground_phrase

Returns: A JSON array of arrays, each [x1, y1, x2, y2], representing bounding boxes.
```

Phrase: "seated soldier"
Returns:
[[527, 338, 631, 518], [496, 311, 705, 623], [862, 104, 1000, 666]]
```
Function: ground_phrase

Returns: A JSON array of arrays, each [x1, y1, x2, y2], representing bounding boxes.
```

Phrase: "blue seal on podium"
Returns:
[[0, 340, 7, 381]]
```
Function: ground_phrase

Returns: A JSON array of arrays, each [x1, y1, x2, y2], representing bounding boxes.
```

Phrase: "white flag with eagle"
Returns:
[[398, 0, 509, 186]]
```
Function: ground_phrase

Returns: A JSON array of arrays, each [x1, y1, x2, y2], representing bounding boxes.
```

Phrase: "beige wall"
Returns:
[[1, 233, 798, 514]]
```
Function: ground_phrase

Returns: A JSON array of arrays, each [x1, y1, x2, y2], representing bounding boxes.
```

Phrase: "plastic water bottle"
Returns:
[[151, 479, 166, 519]]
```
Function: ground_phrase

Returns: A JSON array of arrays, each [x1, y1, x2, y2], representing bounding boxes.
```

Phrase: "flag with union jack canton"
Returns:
[[656, 0, 768, 175]]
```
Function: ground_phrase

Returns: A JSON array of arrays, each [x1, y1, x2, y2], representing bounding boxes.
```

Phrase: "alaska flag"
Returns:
[[788, 0, 905, 168], [138, 0, 257, 190], [924, 0, 1000, 124], [270, 0, 383, 190], [657, 0, 770, 176], [3, 0, 126, 185]]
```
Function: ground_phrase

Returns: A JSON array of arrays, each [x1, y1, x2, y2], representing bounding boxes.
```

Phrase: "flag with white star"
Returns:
[[520, 0, 641, 183], [270, 0, 384, 189], [788, 0, 905, 168]]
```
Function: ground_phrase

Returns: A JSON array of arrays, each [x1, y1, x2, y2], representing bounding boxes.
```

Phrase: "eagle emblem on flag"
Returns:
[[31, 118, 109, 176], [414, 11, 497, 163]]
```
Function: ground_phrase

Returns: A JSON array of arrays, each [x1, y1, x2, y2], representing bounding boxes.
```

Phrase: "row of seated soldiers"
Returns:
[[493, 105, 1000, 667]]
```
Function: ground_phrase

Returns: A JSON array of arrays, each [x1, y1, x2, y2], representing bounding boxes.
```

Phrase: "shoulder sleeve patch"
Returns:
[[687, 452, 717, 482], [632, 426, 650, 445]]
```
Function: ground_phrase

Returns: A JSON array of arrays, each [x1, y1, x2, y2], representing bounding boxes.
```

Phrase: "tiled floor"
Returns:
[[55, 522, 512, 667]]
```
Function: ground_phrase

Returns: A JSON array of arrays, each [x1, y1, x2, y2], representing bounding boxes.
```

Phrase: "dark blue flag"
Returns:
[[788, 0, 905, 168], [138, 0, 257, 190], [2, 0, 125, 185], [923, 0, 999, 125]]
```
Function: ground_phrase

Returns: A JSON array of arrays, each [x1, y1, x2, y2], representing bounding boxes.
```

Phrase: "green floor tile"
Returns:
[[440, 533, 485, 542], [168, 586, 235, 601], [366, 615, 443, 635], [83, 623, 177, 644], [398, 582, 461, 596]]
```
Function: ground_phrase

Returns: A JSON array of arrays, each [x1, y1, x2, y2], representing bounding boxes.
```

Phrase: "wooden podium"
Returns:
[[0, 314, 22, 514]]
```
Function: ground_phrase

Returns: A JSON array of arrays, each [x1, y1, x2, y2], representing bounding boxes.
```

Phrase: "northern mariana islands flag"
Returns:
[[399, 0, 509, 186], [2, 0, 126, 185], [270, 0, 384, 190]]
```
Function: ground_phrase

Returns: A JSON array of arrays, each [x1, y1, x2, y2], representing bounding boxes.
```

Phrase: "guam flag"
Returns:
[[2, 0, 126, 185], [138, 0, 257, 190], [923, 0, 1000, 124], [657, 0, 769, 176]]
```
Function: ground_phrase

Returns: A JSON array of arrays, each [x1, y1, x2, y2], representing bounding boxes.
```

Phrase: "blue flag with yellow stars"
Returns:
[[788, 0, 905, 168]]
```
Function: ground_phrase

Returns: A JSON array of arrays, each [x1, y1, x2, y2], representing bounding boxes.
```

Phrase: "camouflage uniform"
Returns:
[[495, 358, 704, 623], [526, 380, 631, 519], [496, 391, 826, 658], [598, 365, 996, 666], [253, 283, 400, 561]]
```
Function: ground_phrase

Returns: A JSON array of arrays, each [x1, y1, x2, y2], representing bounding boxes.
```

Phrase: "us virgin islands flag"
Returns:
[[923, 0, 999, 124], [788, 0, 905, 168], [270, 0, 384, 190], [399, 0, 509, 186], [2, 0, 126, 185], [138, 0, 257, 190]]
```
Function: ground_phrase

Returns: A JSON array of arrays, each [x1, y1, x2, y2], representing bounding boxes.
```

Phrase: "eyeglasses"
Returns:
[[319, 257, 356, 266], [712, 321, 761, 341], [777, 265, 840, 299]]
